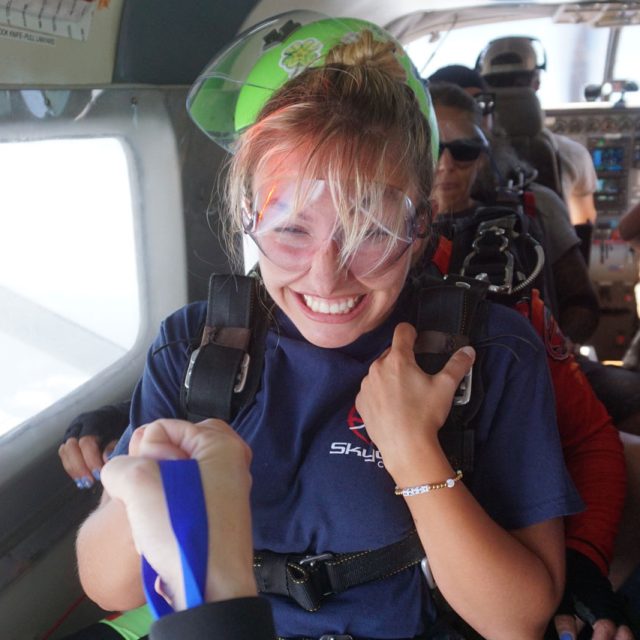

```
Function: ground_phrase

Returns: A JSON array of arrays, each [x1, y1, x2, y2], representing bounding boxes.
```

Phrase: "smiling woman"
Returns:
[[2, 2, 640, 639], [71, 12, 583, 640]]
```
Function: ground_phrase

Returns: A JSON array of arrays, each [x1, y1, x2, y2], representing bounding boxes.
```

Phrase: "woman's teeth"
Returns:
[[303, 294, 361, 315]]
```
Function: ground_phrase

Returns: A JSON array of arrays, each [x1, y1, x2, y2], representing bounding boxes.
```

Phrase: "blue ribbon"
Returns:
[[142, 459, 209, 619]]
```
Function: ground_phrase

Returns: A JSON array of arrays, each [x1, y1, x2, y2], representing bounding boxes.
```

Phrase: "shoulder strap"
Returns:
[[411, 274, 489, 477], [180, 274, 271, 423]]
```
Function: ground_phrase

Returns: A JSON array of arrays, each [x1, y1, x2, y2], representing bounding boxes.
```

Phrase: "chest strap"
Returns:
[[254, 531, 424, 612]]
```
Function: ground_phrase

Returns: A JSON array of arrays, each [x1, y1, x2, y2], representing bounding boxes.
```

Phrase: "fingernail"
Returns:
[[92, 469, 101, 481], [460, 346, 475, 357], [560, 632, 574, 640], [81, 476, 93, 489], [74, 479, 84, 489]]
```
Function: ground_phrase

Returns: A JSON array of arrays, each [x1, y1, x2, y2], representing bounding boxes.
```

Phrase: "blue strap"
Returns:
[[142, 459, 209, 619]]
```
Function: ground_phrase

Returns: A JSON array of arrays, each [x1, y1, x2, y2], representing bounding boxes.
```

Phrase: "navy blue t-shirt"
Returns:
[[115, 294, 582, 638]]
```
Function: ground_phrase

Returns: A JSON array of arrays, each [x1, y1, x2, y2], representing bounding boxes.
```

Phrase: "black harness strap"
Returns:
[[254, 531, 425, 612], [181, 274, 270, 422], [412, 274, 489, 476]]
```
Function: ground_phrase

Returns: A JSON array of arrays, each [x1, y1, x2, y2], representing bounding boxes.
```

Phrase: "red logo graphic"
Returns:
[[347, 405, 372, 444]]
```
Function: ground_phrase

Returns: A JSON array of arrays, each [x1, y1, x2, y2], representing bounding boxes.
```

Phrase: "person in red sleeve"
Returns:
[[426, 80, 631, 640]]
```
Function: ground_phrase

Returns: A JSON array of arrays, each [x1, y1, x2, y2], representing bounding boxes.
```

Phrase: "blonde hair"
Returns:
[[225, 29, 433, 269]]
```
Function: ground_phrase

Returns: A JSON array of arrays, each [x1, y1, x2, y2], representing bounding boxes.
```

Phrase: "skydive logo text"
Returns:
[[329, 442, 384, 468]]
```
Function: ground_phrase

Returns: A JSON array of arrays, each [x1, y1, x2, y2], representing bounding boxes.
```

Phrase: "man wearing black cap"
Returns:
[[476, 36, 598, 227]]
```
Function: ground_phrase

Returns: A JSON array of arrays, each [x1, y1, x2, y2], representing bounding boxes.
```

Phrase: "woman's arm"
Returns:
[[100, 419, 274, 640], [394, 442, 564, 640], [76, 306, 204, 610], [356, 322, 567, 640], [76, 493, 145, 610], [76, 420, 171, 610]]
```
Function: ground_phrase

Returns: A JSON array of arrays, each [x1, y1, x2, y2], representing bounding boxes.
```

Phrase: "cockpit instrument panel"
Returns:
[[546, 106, 640, 359], [546, 106, 640, 221]]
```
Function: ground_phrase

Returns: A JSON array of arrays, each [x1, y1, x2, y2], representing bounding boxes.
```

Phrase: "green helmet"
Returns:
[[187, 10, 438, 160]]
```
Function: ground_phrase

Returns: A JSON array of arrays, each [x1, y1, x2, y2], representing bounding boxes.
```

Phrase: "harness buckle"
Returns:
[[183, 348, 200, 391], [233, 353, 250, 393], [461, 225, 515, 295], [453, 369, 472, 406], [420, 557, 436, 590], [185, 347, 250, 394], [284, 552, 336, 611], [299, 552, 335, 567]]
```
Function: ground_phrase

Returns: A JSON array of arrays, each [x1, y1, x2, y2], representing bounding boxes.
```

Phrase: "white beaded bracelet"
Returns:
[[394, 470, 463, 497]]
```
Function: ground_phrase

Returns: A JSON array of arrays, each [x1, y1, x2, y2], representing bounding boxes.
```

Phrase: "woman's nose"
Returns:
[[307, 239, 348, 295], [437, 148, 456, 171]]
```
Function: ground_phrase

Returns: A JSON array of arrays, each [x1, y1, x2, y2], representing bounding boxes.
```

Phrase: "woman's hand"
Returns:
[[59, 435, 117, 489], [59, 402, 130, 488], [355, 322, 475, 477], [102, 418, 256, 611]]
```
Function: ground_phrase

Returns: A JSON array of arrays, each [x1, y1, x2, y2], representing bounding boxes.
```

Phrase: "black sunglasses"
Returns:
[[438, 139, 487, 162], [474, 92, 496, 116]]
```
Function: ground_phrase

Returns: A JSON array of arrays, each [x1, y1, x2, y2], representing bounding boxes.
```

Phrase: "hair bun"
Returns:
[[325, 30, 406, 82]]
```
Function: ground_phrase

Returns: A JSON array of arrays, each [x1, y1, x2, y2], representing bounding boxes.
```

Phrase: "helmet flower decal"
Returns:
[[279, 37, 323, 76]]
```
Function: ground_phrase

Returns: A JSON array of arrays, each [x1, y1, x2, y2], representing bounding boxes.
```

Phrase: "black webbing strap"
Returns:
[[254, 531, 425, 612], [412, 275, 488, 476], [181, 274, 270, 422]]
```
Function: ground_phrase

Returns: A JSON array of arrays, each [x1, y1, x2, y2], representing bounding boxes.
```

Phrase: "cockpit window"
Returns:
[[407, 18, 610, 107], [0, 138, 139, 436], [614, 25, 640, 102]]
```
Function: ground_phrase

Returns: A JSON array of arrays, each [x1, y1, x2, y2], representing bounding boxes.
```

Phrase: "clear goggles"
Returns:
[[242, 179, 424, 277]]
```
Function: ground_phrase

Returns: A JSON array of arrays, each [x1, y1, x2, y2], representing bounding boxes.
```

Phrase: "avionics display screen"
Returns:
[[596, 178, 622, 194], [594, 177, 624, 206], [591, 146, 625, 172]]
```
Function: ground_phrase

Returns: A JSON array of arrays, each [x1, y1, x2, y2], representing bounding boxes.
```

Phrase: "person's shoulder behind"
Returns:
[[159, 300, 208, 344], [551, 131, 596, 182], [480, 299, 545, 359], [551, 131, 590, 158]]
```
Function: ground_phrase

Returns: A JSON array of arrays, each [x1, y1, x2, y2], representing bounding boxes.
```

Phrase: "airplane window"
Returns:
[[0, 137, 139, 437], [614, 25, 640, 106], [407, 19, 608, 107]]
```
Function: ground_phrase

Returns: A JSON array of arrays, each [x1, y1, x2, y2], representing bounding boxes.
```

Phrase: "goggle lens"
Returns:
[[243, 180, 419, 277]]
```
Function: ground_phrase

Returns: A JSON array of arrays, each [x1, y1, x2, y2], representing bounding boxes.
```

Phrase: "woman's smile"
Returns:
[[300, 293, 363, 316]]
